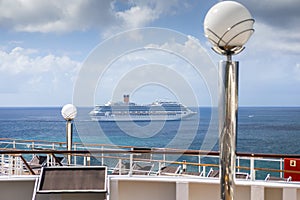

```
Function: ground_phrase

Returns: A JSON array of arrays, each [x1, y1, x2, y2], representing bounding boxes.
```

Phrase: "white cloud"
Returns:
[[236, 0, 300, 56], [0, 0, 115, 33], [227, 1, 300, 106], [116, 6, 159, 29], [0, 0, 299, 106], [0, 47, 80, 74], [247, 22, 300, 56], [239, 0, 300, 26], [128, 0, 186, 14], [0, 0, 184, 34], [91, 33, 217, 106], [0, 47, 81, 105]]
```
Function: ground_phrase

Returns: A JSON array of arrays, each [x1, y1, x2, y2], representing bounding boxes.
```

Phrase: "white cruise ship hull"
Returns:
[[90, 112, 196, 121]]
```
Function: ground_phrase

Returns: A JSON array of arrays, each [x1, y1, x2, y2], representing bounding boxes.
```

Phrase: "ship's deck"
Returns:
[[1, 138, 300, 200]]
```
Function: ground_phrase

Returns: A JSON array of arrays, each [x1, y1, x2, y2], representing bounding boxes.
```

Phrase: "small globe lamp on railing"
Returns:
[[61, 104, 77, 165], [204, 1, 254, 200]]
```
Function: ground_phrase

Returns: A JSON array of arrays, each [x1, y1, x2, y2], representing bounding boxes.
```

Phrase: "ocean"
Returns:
[[0, 107, 299, 155]]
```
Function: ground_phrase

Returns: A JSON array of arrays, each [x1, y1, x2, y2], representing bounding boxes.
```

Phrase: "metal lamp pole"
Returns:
[[66, 119, 73, 165], [203, 1, 254, 199], [219, 55, 239, 199], [61, 104, 77, 165]]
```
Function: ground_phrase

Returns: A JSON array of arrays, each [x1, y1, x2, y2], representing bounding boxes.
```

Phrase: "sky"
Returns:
[[0, 0, 299, 107]]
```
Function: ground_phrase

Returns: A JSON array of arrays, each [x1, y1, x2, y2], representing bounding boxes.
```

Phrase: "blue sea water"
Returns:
[[0, 107, 299, 154]]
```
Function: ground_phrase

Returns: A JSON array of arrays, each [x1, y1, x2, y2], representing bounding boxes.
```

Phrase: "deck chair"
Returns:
[[132, 162, 154, 175], [181, 170, 202, 177], [207, 168, 219, 178], [207, 169, 250, 179], [158, 165, 181, 176], [111, 161, 131, 175], [25, 155, 48, 174], [50, 155, 65, 166], [236, 172, 250, 180], [28, 155, 47, 168], [265, 174, 292, 182]]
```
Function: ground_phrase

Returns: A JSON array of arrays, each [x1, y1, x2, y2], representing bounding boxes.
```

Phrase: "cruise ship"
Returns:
[[89, 95, 197, 121]]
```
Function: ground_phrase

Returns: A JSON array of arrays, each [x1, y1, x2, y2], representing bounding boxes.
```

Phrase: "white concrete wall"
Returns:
[[108, 176, 300, 200], [1, 175, 300, 200], [0, 177, 36, 200], [111, 179, 176, 200], [189, 182, 219, 200]]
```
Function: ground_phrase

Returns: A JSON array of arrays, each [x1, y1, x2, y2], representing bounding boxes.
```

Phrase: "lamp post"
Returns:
[[204, 1, 254, 200], [61, 104, 77, 165]]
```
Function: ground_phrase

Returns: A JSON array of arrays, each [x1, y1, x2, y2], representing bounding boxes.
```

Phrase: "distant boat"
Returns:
[[89, 95, 197, 121]]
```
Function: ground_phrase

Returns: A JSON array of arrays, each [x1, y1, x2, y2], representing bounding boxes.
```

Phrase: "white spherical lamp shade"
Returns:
[[204, 1, 254, 50], [61, 104, 77, 120]]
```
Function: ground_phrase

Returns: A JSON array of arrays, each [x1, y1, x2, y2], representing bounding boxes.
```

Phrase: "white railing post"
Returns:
[[46, 154, 49, 167], [237, 156, 240, 172], [198, 155, 201, 174], [158, 162, 162, 175], [87, 156, 90, 166], [118, 159, 122, 175], [18, 157, 21, 175], [250, 157, 255, 181], [9, 155, 13, 175], [101, 146, 104, 165], [129, 153, 133, 176], [16, 157, 22, 175], [15, 156, 18, 175], [280, 158, 283, 178], [1, 154, 4, 174], [31, 142, 35, 159], [74, 144, 77, 165]]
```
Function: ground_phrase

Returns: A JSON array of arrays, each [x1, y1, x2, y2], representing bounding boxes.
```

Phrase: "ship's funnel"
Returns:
[[123, 94, 129, 104]]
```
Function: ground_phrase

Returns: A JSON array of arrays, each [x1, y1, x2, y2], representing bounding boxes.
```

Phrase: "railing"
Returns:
[[1, 138, 300, 182]]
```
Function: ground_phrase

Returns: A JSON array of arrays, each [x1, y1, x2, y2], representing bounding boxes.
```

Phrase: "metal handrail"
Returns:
[[2, 138, 300, 180]]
